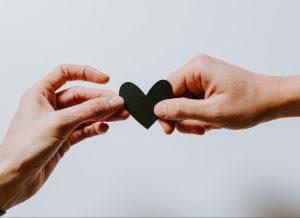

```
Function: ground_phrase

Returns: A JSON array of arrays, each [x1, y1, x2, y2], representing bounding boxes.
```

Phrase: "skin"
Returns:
[[0, 65, 129, 211], [1, 55, 300, 212], [155, 55, 300, 135]]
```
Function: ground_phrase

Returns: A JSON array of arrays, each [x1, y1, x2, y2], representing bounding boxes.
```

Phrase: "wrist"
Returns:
[[275, 76, 300, 118], [0, 170, 19, 211], [257, 75, 300, 122], [0, 147, 22, 211], [0, 168, 16, 211]]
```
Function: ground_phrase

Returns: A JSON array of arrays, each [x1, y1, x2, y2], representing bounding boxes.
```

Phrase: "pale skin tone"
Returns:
[[155, 55, 300, 135], [0, 65, 129, 211], [1, 55, 300, 212]]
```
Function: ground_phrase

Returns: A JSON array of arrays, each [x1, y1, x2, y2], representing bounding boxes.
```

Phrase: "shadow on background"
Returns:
[[250, 191, 300, 217]]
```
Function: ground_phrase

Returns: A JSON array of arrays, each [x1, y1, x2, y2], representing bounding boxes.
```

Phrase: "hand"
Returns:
[[155, 55, 298, 135], [0, 65, 129, 210]]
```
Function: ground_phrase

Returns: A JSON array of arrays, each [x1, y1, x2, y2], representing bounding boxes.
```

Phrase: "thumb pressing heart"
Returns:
[[119, 80, 174, 129]]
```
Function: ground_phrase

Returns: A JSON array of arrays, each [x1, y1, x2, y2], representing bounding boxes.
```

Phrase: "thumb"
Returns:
[[57, 96, 124, 130], [154, 98, 214, 122]]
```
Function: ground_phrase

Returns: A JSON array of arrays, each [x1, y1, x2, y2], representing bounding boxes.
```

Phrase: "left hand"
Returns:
[[0, 65, 129, 211]]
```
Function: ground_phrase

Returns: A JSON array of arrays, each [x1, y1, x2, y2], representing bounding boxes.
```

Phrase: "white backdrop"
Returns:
[[1, 0, 300, 217]]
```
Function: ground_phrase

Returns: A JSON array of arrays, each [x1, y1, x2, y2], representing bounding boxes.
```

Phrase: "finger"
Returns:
[[176, 122, 206, 135], [56, 86, 115, 109], [77, 109, 129, 128], [154, 97, 215, 122], [176, 120, 220, 135], [69, 122, 109, 145], [43, 65, 109, 90], [57, 96, 124, 129], [167, 66, 187, 97], [185, 69, 205, 97], [167, 55, 216, 98], [158, 119, 175, 135], [176, 124, 205, 135], [180, 120, 220, 130], [103, 109, 130, 122], [182, 91, 194, 99], [56, 122, 109, 158]]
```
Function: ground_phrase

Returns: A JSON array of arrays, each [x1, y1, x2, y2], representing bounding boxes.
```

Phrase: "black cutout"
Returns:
[[119, 80, 174, 129]]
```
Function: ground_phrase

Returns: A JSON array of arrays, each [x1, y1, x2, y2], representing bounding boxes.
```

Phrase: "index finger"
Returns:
[[167, 66, 187, 97], [42, 64, 110, 90]]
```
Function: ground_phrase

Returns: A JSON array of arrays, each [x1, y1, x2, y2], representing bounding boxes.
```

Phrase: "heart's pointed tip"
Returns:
[[141, 121, 155, 130], [142, 124, 152, 130], [143, 121, 157, 130]]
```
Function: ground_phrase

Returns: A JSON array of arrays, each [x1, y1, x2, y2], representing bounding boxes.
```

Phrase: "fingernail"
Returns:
[[109, 96, 124, 108], [154, 103, 167, 118]]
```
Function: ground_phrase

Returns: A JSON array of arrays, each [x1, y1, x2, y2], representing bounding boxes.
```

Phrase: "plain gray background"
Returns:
[[1, 0, 300, 217]]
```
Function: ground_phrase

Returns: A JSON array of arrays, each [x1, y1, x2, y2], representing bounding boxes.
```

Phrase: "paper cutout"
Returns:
[[119, 80, 174, 129]]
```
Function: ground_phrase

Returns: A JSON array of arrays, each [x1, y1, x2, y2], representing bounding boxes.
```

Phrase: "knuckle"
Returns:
[[57, 64, 72, 80], [53, 111, 78, 129], [187, 54, 212, 71], [21, 87, 36, 101], [55, 64, 64, 71], [21, 89, 31, 100], [191, 54, 213, 67], [57, 64, 71, 70], [211, 104, 226, 122], [48, 113, 66, 132], [91, 123, 99, 135], [195, 54, 211, 62], [53, 64, 66, 75], [81, 128, 89, 138], [171, 99, 186, 118], [89, 98, 111, 116], [89, 101, 101, 115], [69, 86, 82, 102], [82, 65, 88, 80]]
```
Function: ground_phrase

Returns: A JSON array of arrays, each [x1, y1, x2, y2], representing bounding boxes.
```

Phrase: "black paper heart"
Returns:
[[119, 80, 174, 129]]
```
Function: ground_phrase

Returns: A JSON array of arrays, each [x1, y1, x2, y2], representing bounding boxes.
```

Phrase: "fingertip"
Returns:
[[86, 65, 110, 84], [122, 110, 130, 120], [101, 75, 110, 84], [96, 122, 109, 134], [158, 119, 175, 135], [165, 127, 175, 135], [196, 128, 205, 135]]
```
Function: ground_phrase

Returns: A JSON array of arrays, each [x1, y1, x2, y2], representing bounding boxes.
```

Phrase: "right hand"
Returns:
[[154, 55, 293, 135]]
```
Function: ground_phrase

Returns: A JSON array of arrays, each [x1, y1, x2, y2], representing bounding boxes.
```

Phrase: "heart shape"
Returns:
[[119, 80, 174, 129]]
